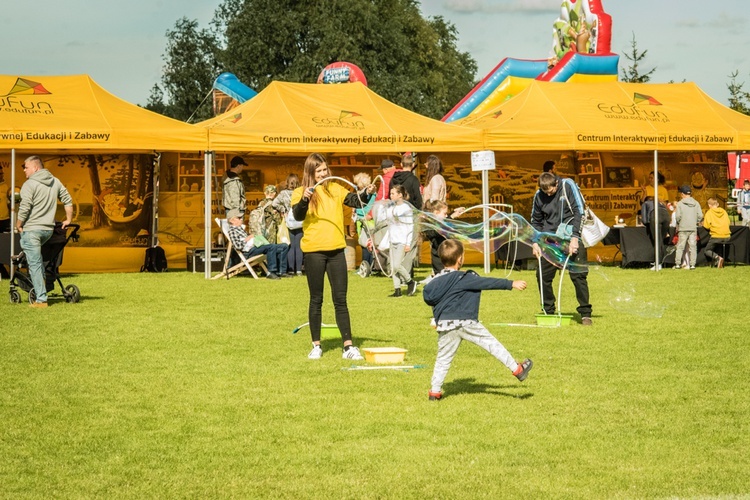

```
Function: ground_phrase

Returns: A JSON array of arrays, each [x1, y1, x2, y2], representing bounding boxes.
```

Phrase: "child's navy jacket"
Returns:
[[423, 270, 513, 323]]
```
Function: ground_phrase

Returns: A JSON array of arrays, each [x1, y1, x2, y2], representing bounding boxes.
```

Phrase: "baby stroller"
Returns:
[[9, 223, 81, 304]]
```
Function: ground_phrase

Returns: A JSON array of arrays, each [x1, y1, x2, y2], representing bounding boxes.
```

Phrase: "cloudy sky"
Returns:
[[2, 0, 748, 108]]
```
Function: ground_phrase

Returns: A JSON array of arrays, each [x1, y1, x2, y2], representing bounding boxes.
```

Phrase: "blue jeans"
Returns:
[[244, 243, 287, 275], [288, 229, 304, 273], [20, 229, 53, 303]]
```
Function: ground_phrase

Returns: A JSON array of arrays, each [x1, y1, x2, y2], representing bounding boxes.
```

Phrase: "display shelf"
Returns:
[[679, 161, 726, 165], [578, 173, 602, 189], [576, 152, 603, 189], [327, 154, 398, 168], [166, 154, 226, 193]]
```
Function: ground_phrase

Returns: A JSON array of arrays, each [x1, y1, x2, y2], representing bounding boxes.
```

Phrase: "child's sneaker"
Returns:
[[428, 391, 443, 401], [406, 280, 418, 296], [342, 346, 364, 360], [514, 359, 533, 381], [308, 344, 323, 360]]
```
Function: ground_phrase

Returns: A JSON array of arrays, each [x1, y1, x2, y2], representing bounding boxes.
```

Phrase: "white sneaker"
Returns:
[[342, 346, 364, 360], [649, 264, 662, 271], [308, 344, 323, 360]]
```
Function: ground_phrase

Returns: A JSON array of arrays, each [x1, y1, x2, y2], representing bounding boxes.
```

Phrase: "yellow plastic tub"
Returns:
[[362, 347, 408, 364]]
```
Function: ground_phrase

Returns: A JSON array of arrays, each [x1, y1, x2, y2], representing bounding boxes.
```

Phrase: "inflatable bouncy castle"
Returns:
[[442, 0, 618, 123], [212, 73, 257, 116]]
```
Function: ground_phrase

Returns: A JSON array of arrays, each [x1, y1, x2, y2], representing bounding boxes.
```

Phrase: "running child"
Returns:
[[422, 239, 533, 401]]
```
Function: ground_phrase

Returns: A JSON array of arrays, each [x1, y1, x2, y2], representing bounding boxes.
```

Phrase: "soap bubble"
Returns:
[[607, 281, 666, 318]]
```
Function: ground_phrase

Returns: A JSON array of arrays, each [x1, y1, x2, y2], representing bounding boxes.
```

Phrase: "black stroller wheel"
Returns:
[[28, 289, 37, 305], [65, 285, 81, 303], [9, 290, 21, 304]]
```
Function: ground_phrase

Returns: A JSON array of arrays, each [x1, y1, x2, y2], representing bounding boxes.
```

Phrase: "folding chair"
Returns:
[[212, 218, 268, 280]]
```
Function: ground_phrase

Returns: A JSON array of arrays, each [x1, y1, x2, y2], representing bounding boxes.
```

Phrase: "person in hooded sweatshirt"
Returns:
[[702, 197, 731, 268], [389, 154, 422, 210], [223, 156, 247, 218], [422, 239, 532, 401], [16, 156, 73, 308], [674, 185, 704, 270]]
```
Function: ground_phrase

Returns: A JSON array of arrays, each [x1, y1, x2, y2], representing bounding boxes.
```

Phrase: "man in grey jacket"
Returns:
[[16, 156, 73, 308], [223, 156, 247, 217], [674, 185, 704, 270]]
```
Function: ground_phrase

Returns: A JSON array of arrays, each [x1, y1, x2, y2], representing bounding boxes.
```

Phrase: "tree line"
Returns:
[[147, 1, 750, 121]]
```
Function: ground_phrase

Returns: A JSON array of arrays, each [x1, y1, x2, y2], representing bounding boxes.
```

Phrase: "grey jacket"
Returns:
[[223, 172, 246, 214], [675, 196, 703, 232], [18, 169, 73, 231]]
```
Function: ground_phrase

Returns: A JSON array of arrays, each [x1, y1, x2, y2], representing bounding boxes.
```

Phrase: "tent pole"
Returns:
[[152, 153, 161, 249], [482, 169, 490, 274], [10, 149, 16, 282], [653, 150, 659, 271], [204, 151, 213, 279]]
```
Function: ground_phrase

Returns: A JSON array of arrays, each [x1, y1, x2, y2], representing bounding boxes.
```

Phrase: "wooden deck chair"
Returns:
[[212, 218, 268, 280]]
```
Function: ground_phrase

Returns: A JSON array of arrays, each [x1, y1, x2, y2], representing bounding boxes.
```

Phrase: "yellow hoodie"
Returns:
[[702, 207, 731, 239]]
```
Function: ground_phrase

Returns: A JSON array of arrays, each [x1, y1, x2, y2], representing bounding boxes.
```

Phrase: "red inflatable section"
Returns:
[[588, 0, 612, 53], [317, 62, 368, 86]]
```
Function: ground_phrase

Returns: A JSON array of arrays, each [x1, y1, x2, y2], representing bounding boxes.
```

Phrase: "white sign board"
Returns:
[[471, 150, 496, 171]]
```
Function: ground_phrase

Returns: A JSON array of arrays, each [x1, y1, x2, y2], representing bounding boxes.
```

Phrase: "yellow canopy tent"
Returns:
[[462, 80, 750, 269], [461, 81, 750, 151], [1, 75, 207, 273], [0, 75, 206, 152], [202, 81, 484, 152]]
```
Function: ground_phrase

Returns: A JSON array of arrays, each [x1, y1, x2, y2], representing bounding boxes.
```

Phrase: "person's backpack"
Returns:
[[141, 245, 168, 272]]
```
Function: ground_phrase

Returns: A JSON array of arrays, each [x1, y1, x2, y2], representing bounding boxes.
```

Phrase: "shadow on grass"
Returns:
[[442, 377, 533, 400], [320, 336, 385, 350]]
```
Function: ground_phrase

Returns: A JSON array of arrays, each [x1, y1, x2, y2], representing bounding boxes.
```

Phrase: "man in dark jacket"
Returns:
[[530, 172, 592, 325]]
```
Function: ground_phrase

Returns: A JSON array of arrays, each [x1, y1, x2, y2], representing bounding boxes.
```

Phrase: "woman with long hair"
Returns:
[[422, 155, 447, 203], [291, 153, 375, 360]]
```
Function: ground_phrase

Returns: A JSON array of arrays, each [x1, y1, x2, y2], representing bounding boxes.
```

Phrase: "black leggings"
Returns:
[[305, 249, 352, 343]]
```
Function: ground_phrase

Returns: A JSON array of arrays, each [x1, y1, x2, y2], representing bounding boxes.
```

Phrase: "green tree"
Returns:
[[144, 84, 169, 115], [727, 71, 750, 115], [204, 0, 476, 119], [157, 17, 223, 122], [620, 32, 656, 83]]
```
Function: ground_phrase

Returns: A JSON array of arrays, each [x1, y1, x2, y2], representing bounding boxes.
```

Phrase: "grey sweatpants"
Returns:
[[431, 321, 519, 394], [675, 230, 698, 268]]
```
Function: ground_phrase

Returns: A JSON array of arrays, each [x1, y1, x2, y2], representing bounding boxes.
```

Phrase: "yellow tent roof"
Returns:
[[202, 81, 484, 153], [0, 75, 206, 152], [462, 81, 750, 151]]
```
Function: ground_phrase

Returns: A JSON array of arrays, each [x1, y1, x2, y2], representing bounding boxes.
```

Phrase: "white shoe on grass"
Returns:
[[342, 346, 364, 360], [308, 344, 323, 360]]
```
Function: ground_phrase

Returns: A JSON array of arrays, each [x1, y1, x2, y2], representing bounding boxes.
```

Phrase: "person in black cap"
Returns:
[[223, 156, 248, 217], [674, 184, 703, 269]]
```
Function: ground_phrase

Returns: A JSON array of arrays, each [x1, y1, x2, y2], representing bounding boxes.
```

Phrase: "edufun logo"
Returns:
[[312, 110, 365, 129], [1, 77, 54, 115]]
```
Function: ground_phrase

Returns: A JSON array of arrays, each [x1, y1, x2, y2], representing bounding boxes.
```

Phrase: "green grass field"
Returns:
[[1, 265, 749, 498]]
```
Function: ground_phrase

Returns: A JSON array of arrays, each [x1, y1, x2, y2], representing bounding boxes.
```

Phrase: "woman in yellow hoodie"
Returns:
[[702, 197, 731, 268], [291, 153, 375, 360]]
